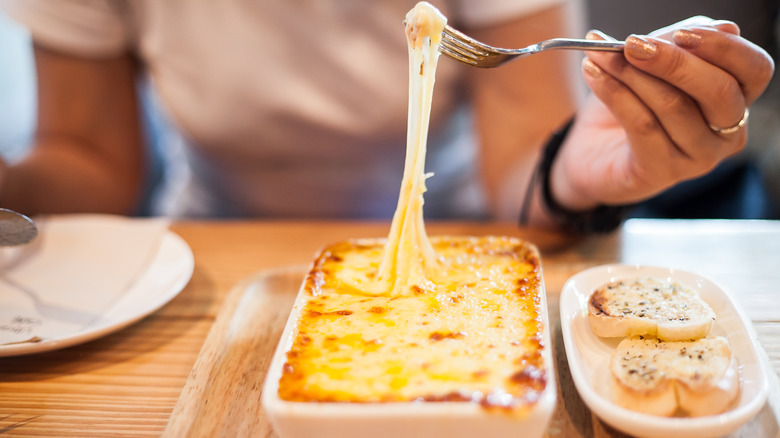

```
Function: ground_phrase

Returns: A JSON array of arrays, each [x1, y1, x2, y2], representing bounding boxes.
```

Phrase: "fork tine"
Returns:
[[441, 29, 490, 57], [439, 25, 493, 66], [436, 23, 625, 68], [440, 38, 482, 61], [439, 43, 479, 65], [442, 25, 494, 53]]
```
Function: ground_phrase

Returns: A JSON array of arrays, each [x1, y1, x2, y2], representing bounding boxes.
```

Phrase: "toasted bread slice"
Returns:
[[610, 335, 739, 417], [588, 276, 715, 341]]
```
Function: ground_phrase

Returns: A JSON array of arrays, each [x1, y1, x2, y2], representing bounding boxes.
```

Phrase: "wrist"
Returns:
[[521, 118, 633, 234], [548, 150, 600, 212]]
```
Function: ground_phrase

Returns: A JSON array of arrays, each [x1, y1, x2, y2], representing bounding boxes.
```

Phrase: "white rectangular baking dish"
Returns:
[[262, 239, 557, 438]]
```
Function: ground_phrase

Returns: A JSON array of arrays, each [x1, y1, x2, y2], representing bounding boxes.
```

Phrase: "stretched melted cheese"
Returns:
[[376, 2, 445, 296], [279, 236, 546, 408]]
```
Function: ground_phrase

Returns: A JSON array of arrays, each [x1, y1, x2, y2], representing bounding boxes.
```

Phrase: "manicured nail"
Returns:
[[674, 28, 702, 49], [586, 29, 616, 41], [625, 35, 657, 60], [582, 58, 603, 78]]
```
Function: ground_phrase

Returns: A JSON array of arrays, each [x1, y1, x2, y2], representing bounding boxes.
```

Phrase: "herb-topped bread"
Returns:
[[610, 335, 739, 417], [588, 276, 716, 341]]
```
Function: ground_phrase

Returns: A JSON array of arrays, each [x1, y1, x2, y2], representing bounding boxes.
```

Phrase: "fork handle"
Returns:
[[536, 38, 625, 52]]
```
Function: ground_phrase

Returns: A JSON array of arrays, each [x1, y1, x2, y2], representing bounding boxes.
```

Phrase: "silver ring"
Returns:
[[709, 108, 749, 135]]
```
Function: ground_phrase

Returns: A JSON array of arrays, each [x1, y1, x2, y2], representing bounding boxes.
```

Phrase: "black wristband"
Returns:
[[521, 118, 632, 234]]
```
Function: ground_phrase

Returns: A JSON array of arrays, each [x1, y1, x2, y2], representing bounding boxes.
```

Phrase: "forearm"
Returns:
[[473, 84, 578, 221], [0, 137, 143, 216], [1, 45, 147, 217], [466, 2, 585, 221]]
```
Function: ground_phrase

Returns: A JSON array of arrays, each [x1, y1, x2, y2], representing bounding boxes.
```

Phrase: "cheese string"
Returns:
[[378, 2, 445, 295]]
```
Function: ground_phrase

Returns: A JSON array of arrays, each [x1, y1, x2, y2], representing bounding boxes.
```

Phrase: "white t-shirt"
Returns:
[[1, 0, 564, 219]]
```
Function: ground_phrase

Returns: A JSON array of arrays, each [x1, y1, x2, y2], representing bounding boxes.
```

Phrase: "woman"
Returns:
[[0, 0, 773, 233]]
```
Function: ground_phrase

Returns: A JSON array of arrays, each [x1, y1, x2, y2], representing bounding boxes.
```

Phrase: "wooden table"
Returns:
[[0, 219, 778, 436]]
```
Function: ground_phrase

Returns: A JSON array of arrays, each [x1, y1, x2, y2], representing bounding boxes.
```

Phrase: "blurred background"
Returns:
[[1, 0, 778, 219], [0, 10, 35, 164]]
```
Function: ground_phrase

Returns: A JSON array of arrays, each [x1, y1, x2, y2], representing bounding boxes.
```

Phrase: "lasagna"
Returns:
[[275, 2, 549, 413]]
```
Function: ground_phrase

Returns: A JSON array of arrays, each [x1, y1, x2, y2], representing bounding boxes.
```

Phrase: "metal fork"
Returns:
[[440, 25, 625, 68]]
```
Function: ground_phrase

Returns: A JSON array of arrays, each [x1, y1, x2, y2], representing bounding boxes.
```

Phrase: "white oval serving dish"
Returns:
[[560, 264, 769, 438]]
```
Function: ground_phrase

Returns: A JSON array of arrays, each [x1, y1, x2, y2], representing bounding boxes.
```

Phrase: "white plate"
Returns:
[[0, 230, 194, 357], [559, 264, 769, 438]]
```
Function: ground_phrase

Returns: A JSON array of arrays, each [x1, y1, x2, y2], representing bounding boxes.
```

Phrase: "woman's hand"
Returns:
[[551, 17, 775, 212]]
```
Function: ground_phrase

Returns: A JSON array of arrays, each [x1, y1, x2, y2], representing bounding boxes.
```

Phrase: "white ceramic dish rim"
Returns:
[[0, 230, 194, 357], [262, 239, 557, 432], [559, 263, 769, 437]]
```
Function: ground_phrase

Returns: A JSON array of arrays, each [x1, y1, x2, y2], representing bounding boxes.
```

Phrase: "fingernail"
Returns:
[[586, 29, 616, 41], [674, 28, 702, 49], [586, 30, 601, 40], [582, 58, 603, 78], [625, 35, 657, 60]]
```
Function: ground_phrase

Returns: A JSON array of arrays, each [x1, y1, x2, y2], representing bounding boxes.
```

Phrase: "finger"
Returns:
[[673, 26, 775, 104], [586, 32, 732, 156], [580, 56, 687, 189], [584, 51, 728, 170], [587, 29, 618, 42], [648, 16, 714, 37], [621, 35, 747, 132], [703, 20, 740, 36], [587, 19, 739, 45], [647, 16, 740, 39], [583, 31, 717, 161]]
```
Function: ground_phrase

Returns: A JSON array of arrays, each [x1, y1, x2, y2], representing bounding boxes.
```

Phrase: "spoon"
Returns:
[[0, 208, 38, 246]]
